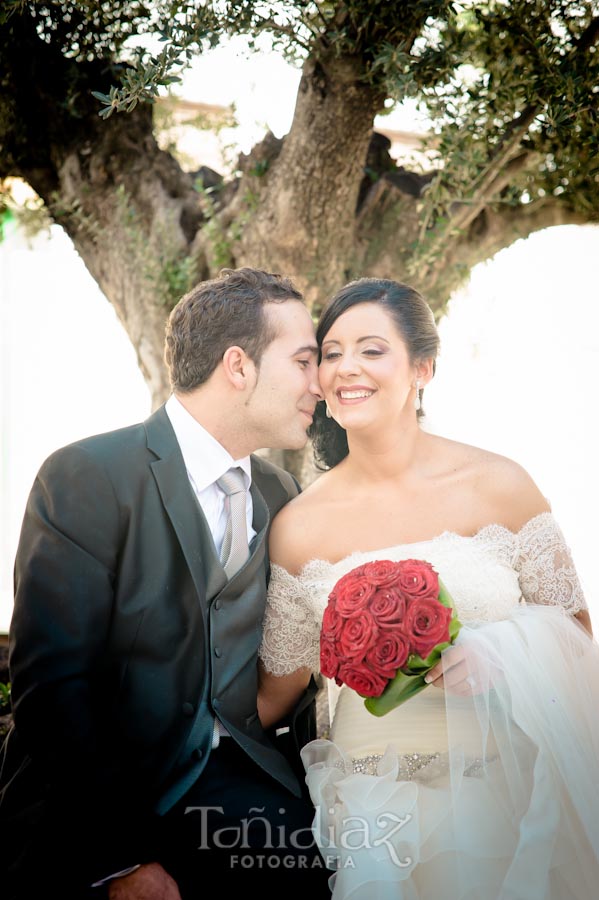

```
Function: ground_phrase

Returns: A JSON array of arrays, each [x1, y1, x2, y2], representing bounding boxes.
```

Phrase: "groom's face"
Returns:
[[243, 301, 322, 450]]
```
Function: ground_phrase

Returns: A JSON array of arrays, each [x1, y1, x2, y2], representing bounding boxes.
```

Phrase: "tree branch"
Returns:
[[448, 107, 538, 234], [252, 15, 313, 53], [352, 165, 587, 315], [411, 11, 599, 281], [425, 196, 588, 311], [576, 15, 599, 52]]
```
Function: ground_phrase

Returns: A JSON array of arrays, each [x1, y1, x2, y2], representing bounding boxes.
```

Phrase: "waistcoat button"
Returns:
[[182, 702, 195, 716]]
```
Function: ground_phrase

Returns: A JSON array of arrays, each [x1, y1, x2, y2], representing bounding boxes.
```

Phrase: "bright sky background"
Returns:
[[1, 38, 598, 632]]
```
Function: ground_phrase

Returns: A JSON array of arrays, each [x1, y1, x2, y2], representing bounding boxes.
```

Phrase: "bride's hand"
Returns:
[[108, 863, 181, 900], [257, 661, 312, 729], [424, 646, 482, 697]]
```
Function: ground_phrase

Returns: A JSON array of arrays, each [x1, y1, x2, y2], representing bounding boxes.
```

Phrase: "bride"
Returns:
[[257, 278, 599, 899]]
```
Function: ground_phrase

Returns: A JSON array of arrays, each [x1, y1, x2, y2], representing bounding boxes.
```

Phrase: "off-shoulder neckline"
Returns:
[[271, 511, 555, 580]]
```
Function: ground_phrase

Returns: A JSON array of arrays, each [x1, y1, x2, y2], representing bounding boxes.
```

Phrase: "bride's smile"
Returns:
[[319, 302, 431, 431], [336, 385, 376, 403]]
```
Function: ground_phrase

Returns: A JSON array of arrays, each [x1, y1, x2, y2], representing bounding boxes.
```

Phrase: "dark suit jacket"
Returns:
[[0, 405, 317, 890]]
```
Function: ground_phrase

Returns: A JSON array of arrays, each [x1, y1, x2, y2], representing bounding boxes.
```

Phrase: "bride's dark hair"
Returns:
[[310, 278, 440, 470]]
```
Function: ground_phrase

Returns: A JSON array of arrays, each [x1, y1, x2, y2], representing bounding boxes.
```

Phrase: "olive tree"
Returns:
[[1, 1, 597, 409]]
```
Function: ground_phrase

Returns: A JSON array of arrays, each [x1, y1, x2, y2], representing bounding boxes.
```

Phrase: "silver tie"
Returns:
[[216, 467, 250, 578]]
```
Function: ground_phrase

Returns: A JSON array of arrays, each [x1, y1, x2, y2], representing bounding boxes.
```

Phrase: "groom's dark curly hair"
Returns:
[[309, 278, 439, 470]]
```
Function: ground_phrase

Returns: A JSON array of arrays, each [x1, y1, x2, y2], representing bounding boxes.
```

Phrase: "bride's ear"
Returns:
[[414, 357, 435, 387]]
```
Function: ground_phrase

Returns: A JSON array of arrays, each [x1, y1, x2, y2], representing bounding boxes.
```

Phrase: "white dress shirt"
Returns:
[[165, 394, 256, 553]]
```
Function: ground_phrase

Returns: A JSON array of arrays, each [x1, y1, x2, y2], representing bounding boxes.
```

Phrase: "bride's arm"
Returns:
[[258, 662, 313, 729], [488, 464, 592, 633], [515, 511, 592, 635], [257, 566, 321, 727], [574, 609, 593, 636], [258, 501, 322, 728]]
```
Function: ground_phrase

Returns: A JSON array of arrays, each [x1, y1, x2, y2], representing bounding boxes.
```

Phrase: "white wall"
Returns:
[[0, 225, 151, 630]]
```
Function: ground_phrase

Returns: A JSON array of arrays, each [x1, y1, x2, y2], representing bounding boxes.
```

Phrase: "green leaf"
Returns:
[[364, 670, 429, 717]]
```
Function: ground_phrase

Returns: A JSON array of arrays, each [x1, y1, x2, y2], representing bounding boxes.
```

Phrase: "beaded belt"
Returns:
[[345, 751, 492, 781]]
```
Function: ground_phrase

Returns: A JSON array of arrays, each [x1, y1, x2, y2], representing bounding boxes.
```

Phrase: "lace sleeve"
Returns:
[[259, 563, 321, 676], [514, 512, 588, 614]]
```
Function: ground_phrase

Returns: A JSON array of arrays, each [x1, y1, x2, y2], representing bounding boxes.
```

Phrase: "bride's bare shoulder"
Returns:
[[269, 468, 339, 574], [434, 436, 551, 530]]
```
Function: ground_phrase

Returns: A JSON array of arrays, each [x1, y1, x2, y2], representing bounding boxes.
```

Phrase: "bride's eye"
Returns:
[[363, 348, 385, 356], [322, 350, 342, 360]]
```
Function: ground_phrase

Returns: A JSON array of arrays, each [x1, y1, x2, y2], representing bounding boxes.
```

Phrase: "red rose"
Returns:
[[365, 629, 410, 677], [320, 638, 339, 679], [338, 611, 378, 660], [335, 576, 377, 616], [322, 602, 344, 642], [337, 662, 388, 697], [404, 596, 452, 658], [361, 559, 401, 587], [396, 559, 439, 601], [329, 566, 366, 597], [369, 586, 407, 624]]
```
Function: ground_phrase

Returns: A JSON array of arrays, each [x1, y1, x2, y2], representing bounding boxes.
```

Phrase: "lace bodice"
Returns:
[[260, 512, 587, 678]]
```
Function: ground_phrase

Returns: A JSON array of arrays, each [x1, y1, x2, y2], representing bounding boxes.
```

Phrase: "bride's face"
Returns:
[[319, 302, 422, 431]]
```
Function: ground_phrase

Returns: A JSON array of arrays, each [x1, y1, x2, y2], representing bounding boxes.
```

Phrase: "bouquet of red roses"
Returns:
[[320, 559, 462, 716]]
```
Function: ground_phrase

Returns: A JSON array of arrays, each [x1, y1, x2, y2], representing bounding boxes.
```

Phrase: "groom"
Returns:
[[0, 268, 328, 899]]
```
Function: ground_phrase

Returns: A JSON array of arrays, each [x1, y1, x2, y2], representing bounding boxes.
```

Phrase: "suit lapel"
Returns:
[[145, 406, 217, 614], [249, 479, 269, 555], [144, 409, 285, 603]]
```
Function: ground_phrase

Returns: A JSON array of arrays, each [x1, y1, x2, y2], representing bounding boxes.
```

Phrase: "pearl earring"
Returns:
[[414, 380, 421, 411], [325, 402, 332, 419]]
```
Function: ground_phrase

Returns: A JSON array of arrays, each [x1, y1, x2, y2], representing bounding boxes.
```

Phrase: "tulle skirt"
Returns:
[[301, 606, 599, 899]]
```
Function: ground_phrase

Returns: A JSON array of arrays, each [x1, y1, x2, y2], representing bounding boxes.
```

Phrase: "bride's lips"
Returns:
[[335, 385, 376, 405]]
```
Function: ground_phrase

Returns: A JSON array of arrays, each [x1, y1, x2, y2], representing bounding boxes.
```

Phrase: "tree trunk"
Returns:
[[51, 108, 202, 403], [232, 52, 384, 306]]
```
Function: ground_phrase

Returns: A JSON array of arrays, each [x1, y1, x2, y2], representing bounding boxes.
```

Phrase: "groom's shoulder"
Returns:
[[65, 420, 146, 454], [250, 453, 299, 501], [38, 419, 150, 478]]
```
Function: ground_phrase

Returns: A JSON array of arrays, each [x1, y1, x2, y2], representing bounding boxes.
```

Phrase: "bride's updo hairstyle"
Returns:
[[310, 278, 440, 470]]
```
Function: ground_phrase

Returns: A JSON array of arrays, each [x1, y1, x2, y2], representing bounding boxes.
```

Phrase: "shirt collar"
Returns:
[[165, 394, 252, 493]]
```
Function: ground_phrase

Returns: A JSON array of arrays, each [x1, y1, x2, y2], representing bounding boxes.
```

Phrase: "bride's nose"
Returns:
[[337, 352, 361, 377]]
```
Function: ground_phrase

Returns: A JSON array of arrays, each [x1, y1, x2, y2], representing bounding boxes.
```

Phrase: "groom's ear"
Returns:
[[414, 357, 435, 386], [221, 346, 256, 391]]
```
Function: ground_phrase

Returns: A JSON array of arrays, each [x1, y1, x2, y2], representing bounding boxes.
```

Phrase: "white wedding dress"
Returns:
[[260, 513, 599, 899]]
